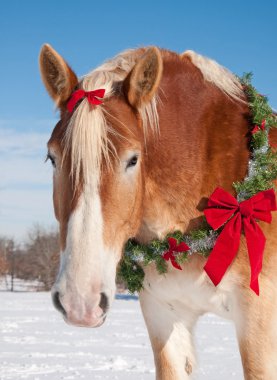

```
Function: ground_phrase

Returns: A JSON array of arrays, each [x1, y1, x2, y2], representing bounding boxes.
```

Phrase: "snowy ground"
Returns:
[[0, 292, 243, 380]]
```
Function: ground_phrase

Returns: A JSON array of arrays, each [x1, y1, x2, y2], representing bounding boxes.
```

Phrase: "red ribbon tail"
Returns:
[[244, 218, 266, 296], [171, 256, 182, 270], [162, 251, 170, 261], [204, 214, 241, 286]]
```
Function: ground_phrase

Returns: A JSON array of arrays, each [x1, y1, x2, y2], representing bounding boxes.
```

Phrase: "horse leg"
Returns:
[[139, 289, 198, 379], [234, 282, 277, 379]]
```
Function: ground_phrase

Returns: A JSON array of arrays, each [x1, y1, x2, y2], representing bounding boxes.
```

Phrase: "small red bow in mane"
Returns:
[[163, 237, 190, 270], [204, 188, 276, 295], [252, 119, 277, 148], [67, 89, 105, 113], [252, 119, 266, 134]]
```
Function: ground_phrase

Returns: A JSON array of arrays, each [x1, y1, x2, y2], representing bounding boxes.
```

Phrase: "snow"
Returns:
[[0, 276, 45, 292], [0, 292, 243, 379]]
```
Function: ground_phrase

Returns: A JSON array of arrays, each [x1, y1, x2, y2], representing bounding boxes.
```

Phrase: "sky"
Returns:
[[0, 0, 276, 241]]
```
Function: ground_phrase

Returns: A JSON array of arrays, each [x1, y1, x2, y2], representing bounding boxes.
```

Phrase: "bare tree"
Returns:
[[0, 238, 9, 275], [0, 237, 15, 290], [24, 225, 60, 290]]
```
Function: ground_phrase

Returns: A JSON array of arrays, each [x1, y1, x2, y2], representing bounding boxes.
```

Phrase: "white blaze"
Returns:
[[56, 186, 117, 302]]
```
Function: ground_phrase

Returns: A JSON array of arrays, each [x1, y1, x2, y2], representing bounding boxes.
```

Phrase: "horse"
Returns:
[[39, 44, 277, 379]]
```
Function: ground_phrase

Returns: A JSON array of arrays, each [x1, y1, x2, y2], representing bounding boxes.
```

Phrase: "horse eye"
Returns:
[[46, 153, 56, 168], [126, 155, 138, 169]]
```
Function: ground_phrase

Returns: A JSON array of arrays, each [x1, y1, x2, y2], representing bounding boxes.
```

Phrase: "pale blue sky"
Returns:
[[0, 0, 276, 240]]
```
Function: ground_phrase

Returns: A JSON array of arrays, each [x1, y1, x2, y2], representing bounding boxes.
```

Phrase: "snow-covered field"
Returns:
[[0, 292, 243, 379]]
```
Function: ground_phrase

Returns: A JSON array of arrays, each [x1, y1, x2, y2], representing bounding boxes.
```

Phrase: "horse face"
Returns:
[[40, 44, 162, 327], [47, 103, 144, 328]]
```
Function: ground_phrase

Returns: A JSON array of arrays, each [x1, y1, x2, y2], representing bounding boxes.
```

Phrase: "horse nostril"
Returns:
[[52, 291, 66, 316], [99, 292, 109, 314]]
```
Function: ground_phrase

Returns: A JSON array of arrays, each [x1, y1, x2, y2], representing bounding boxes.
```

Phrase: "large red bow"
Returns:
[[163, 238, 190, 270], [67, 89, 105, 113], [204, 188, 276, 295]]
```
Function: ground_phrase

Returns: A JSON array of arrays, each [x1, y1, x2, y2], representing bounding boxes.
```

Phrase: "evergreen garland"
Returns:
[[118, 74, 277, 293], [234, 73, 277, 200]]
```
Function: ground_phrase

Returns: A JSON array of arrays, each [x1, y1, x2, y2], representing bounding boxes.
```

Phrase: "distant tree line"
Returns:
[[0, 225, 59, 291], [0, 225, 127, 292]]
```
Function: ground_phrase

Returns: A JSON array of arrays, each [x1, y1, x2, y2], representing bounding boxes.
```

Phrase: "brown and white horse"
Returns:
[[39, 44, 277, 379]]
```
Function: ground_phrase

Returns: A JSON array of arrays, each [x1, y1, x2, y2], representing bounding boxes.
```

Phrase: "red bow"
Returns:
[[252, 119, 277, 148], [163, 237, 190, 270], [204, 188, 276, 295], [67, 89, 105, 113], [251, 119, 266, 134]]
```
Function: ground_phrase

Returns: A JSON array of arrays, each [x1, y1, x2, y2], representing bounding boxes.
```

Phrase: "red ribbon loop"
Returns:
[[204, 188, 276, 295], [67, 89, 105, 113], [162, 237, 190, 270]]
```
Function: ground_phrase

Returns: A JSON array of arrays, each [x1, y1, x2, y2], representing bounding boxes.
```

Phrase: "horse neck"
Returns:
[[139, 56, 250, 241]]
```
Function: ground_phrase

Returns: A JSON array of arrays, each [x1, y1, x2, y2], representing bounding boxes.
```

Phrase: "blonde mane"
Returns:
[[183, 50, 243, 101], [63, 49, 159, 190], [63, 48, 243, 190]]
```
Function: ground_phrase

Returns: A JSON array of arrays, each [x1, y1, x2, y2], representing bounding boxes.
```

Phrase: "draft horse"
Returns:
[[39, 44, 277, 379]]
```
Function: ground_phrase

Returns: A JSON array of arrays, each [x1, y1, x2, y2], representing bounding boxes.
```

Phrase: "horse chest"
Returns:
[[142, 260, 234, 321]]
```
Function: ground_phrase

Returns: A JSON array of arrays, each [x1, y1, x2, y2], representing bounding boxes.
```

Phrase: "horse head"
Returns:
[[39, 44, 162, 327]]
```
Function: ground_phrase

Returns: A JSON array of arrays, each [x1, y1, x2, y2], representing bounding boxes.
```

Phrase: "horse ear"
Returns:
[[39, 44, 78, 108], [124, 47, 163, 108]]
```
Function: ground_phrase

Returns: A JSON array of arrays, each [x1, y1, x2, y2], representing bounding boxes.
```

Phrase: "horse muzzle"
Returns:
[[51, 289, 109, 328]]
